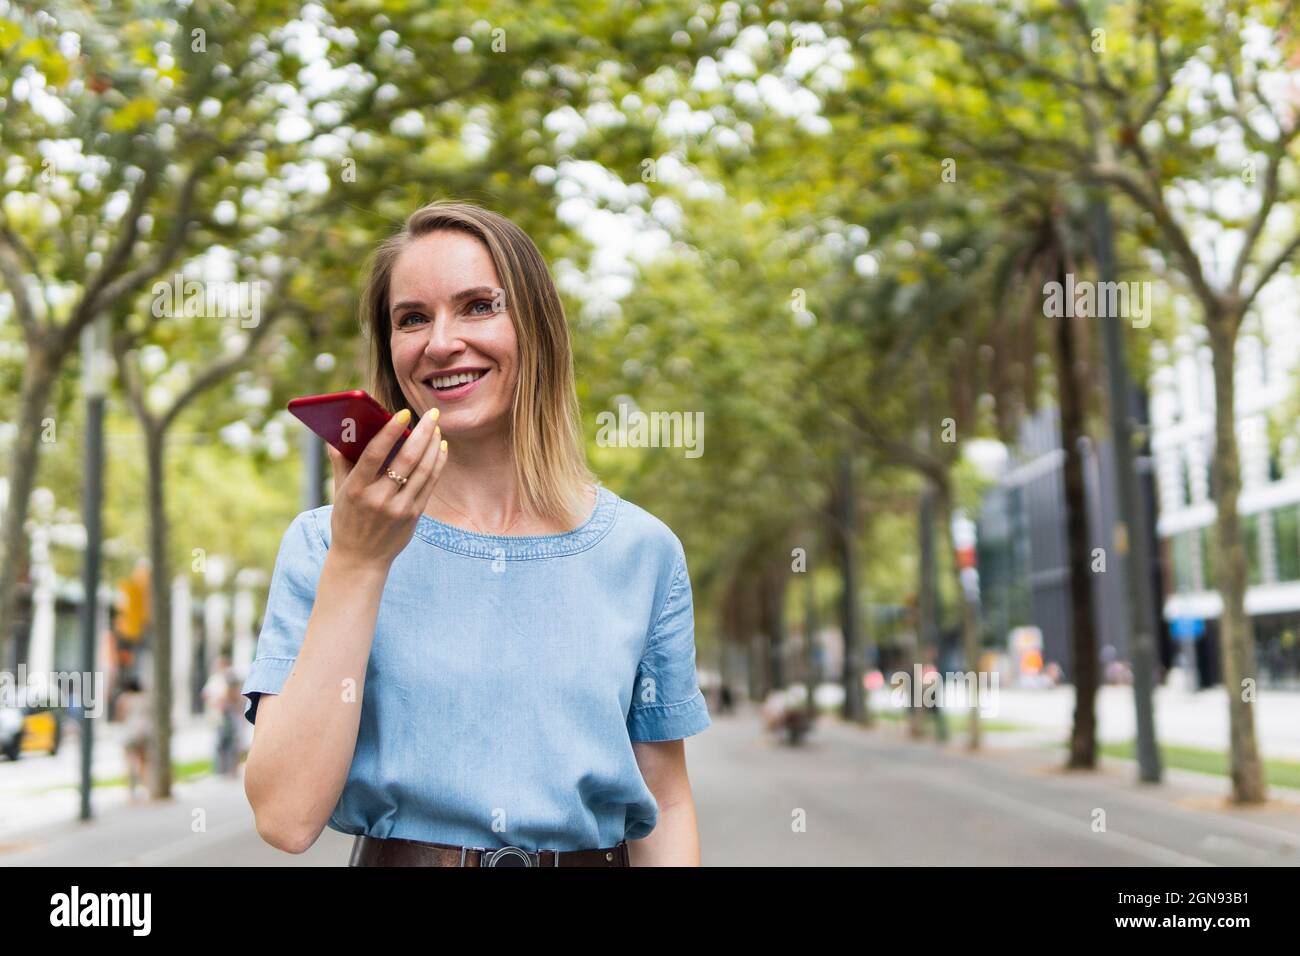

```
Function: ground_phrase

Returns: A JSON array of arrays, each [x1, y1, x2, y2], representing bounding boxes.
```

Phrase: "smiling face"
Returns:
[[387, 230, 519, 440]]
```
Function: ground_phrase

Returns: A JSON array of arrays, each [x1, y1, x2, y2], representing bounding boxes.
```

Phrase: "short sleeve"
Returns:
[[626, 544, 712, 742], [240, 510, 326, 726]]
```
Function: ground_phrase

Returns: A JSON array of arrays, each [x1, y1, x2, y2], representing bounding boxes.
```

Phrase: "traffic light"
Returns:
[[117, 563, 150, 642]]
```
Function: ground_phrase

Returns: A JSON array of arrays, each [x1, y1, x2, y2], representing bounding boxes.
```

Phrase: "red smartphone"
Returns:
[[287, 390, 412, 467]]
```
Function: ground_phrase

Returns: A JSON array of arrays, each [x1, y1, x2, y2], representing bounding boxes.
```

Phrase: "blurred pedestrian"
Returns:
[[202, 655, 242, 777], [760, 687, 788, 734], [923, 648, 948, 743], [115, 674, 151, 801]]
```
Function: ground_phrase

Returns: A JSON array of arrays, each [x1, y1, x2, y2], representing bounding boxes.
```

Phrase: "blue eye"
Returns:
[[468, 299, 495, 315], [396, 313, 427, 328]]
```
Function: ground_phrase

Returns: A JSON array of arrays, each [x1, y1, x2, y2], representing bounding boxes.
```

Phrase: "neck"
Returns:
[[426, 428, 525, 526]]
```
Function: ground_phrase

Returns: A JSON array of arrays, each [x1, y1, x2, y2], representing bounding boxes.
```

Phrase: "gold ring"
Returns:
[[385, 469, 408, 488]]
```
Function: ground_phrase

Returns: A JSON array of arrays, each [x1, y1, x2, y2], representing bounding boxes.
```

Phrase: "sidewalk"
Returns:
[[0, 714, 224, 844], [869, 683, 1300, 761], [0, 766, 350, 866]]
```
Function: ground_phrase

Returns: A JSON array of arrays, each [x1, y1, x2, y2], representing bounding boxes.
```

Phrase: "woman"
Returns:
[[202, 655, 242, 777], [242, 200, 711, 866], [116, 674, 151, 802]]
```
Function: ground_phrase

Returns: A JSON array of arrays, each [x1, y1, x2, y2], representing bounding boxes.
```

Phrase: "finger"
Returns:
[[404, 424, 444, 504], [412, 435, 450, 515], [326, 443, 356, 500], [326, 442, 352, 486], [355, 407, 414, 480], [380, 407, 439, 495]]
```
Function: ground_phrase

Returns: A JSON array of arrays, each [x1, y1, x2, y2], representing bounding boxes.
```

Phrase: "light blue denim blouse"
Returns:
[[240, 484, 711, 851]]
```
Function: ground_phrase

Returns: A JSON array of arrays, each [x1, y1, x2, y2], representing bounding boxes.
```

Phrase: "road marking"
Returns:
[[1198, 833, 1276, 862], [939, 773, 1215, 865]]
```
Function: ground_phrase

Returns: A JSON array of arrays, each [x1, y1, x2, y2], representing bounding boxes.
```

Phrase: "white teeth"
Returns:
[[429, 370, 485, 389]]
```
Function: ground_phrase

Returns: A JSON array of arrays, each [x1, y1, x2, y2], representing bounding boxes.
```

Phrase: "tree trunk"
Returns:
[[912, 484, 938, 739], [720, 571, 742, 705], [803, 552, 819, 716], [763, 562, 788, 690], [0, 345, 56, 668], [935, 477, 981, 750], [736, 571, 767, 702], [145, 426, 174, 799], [1208, 313, 1267, 803], [834, 451, 868, 723], [1054, 307, 1100, 770]]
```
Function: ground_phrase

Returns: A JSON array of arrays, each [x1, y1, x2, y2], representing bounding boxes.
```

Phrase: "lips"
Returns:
[[422, 368, 489, 402]]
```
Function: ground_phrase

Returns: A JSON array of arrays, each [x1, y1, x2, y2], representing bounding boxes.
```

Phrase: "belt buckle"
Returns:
[[480, 844, 535, 867]]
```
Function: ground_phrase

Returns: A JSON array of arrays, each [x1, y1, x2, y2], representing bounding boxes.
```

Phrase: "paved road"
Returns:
[[3, 704, 1299, 866], [696, 708, 1300, 866]]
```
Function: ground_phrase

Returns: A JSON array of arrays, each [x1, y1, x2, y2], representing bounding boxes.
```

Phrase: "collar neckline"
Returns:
[[411, 484, 618, 560]]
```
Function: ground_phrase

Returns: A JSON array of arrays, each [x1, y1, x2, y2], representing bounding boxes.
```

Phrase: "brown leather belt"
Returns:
[[349, 834, 631, 867]]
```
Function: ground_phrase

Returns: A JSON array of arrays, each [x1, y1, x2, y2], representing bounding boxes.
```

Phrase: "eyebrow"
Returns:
[[390, 287, 496, 317]]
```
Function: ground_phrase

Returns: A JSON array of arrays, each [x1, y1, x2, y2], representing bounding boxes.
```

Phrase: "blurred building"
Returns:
[[978, 314, 1300, 692], [976, 406, 1172, 683], [1150, 323, 1300, 690]]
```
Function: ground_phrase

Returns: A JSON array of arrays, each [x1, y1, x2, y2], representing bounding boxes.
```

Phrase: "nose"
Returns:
[[421, 311, 465, 364]]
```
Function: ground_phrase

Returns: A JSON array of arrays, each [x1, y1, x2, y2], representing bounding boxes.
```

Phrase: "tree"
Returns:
[[996, 196, 1106, 768]]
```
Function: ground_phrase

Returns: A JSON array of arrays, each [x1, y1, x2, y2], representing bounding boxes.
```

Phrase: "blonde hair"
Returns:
[[360, 200, 596, 527]]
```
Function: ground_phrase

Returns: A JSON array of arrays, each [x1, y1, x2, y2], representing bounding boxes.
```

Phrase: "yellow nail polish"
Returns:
[[431, 407, 440, 421], [440, 439, 448, 452], [395, 408, 412, 424]]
